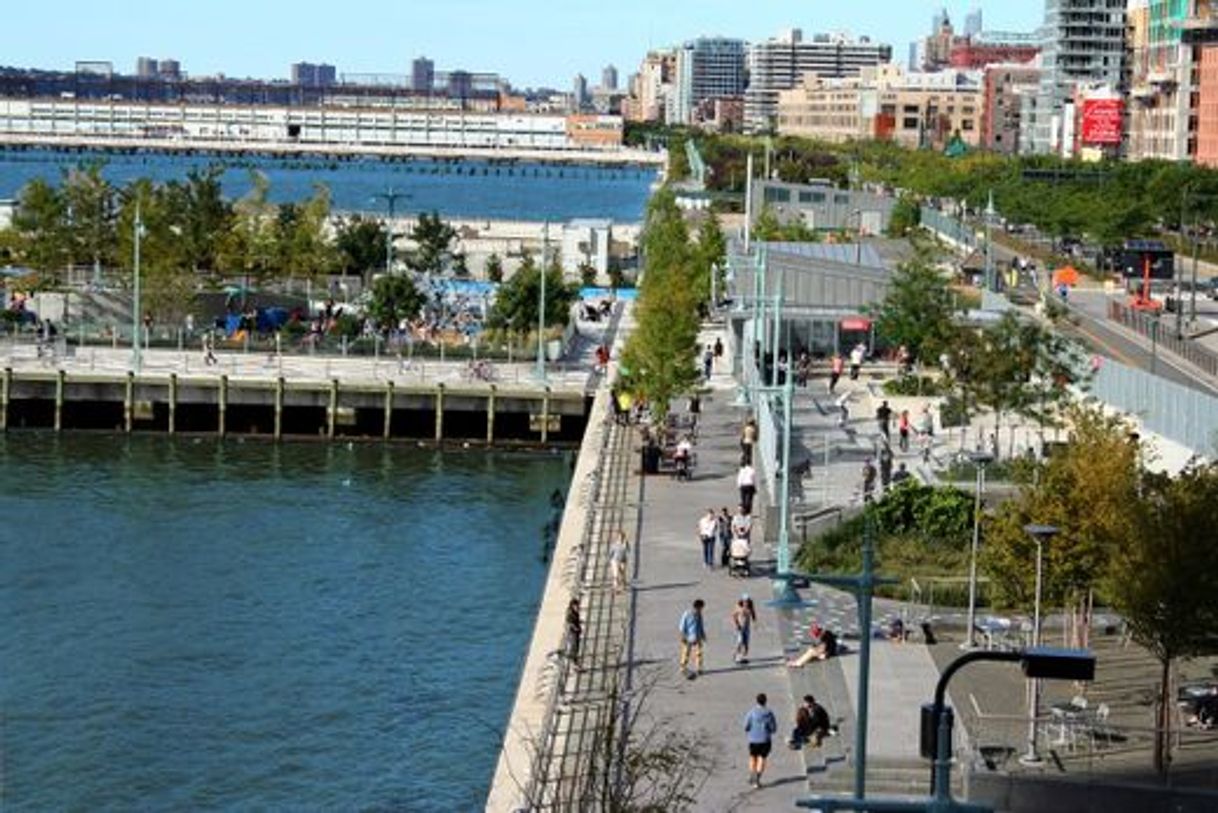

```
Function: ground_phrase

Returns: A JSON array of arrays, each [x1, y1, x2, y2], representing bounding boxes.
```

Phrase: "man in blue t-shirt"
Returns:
[[743, 692, 777, 788], [678, 599, 707, 678]]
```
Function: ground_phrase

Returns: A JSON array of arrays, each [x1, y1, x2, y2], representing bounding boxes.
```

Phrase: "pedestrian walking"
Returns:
[[732, 595, 757, 664], [202, 330, 217, 366], [836, 395, 850, 430], [703, 345, 714, 380], [737, 462, 757, 515], [731, 505, 752, 542], [876, 399, 892, 442], [879, 444, 894, 490], [829, 352, 844, 394], [678, 599, 707, 679], [608, 531, 630, 592], [740, 418, 757, 462], [861, 458, 877, 502], [565, 597, 583, 665], [713, 337, 724, 363], [698, 508, 718, 569], [744, 693, 778, 788], [849, 343, 866, 380], [898, 409, 911, 452], [717, 506, 733, 567]]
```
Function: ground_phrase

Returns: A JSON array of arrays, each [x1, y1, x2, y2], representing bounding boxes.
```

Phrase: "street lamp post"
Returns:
[[1020, 523, 1059, 766], [371, 188, 411, 275], [984, 190, 995, 292], [536, 221, 550, 383], [963, 451, 994, 649], [131, 202, 145, 374]]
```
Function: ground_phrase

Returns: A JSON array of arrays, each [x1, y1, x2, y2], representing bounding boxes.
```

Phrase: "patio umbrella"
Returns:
[[1052, 266, 1080, 287]]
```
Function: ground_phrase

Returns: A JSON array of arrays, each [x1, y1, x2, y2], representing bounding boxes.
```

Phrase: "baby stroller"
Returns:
[[728, 537, 751, 578]]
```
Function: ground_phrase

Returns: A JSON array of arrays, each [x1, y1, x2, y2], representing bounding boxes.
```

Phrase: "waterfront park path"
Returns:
[[622, 322, 943, 810]]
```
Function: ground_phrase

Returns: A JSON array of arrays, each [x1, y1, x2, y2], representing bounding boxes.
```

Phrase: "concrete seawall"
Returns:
[[485, 384, 613, 810]]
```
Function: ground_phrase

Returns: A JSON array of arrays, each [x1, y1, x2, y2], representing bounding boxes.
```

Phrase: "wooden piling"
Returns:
[[54, 369, 65, 432], [541, 386, 551, 444], [435, 383, 444, 443], [124, 372, 134, 433], [327, 378, 338, 439], [168, 373, 178, 435], [383, 380, 394, 440], [486, 385, 496, 445], [218, 375, 228, 437], [0, 367, 10, 431], [274, 376, 285, 440]]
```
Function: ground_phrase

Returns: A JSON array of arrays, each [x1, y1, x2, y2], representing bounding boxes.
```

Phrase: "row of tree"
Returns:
[[690, 132, 1218, 248], [0, 162, 473, 321], [618, 190, 724, 415], [982, 410, 1218, 776]]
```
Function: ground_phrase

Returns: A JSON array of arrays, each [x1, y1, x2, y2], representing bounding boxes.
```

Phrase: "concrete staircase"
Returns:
[[70, 289, 132, 326]]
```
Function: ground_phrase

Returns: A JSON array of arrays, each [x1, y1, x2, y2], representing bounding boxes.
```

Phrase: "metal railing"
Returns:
[[920, 206, 978, 251], [1108, 300, 1218, 381]]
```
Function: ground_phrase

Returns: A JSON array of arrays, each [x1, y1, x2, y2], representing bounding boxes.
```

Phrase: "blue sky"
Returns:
[[5, 1, 1043, 89]]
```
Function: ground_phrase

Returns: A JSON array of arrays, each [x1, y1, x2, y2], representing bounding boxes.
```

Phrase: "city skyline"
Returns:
[[5, 1, 1041, 89]]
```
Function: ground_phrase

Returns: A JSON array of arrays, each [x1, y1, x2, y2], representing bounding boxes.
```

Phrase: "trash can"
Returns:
[[642, 443, 661, 475]]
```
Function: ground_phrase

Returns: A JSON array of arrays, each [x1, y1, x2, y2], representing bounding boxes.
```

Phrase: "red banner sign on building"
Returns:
[[1080, 98, 1123, 145]]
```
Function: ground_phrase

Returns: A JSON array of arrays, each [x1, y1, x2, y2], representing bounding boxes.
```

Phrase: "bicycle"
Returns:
[[465, 359, 497, 382]]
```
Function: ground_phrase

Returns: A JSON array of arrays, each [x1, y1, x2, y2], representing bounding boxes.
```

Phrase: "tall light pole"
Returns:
[[131, 201, 145, 374], [1020, 523, 1059, 766], [963, 451, 994, 649], [536, 221, 549, 383], [984, 189, 995, 292], [371, 188, 411, 275]]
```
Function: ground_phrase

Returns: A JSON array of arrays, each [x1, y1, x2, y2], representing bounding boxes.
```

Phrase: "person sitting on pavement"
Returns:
[[887, 617, 907, 643], [787, 623, 839, 668], [789, 694, 833, 749], [891, 462, 912, 484]]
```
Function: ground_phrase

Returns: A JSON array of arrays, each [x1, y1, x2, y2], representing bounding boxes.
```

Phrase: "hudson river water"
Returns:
[[0, 147, 657, 222], [0, 436, 572, 810]]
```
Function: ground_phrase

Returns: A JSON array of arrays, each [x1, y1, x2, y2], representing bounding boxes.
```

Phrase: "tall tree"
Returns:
[[484, 252, 504, 283], [335, 214, 388, 283], [694, 213, 727, 306], [871, 252, 959, 366], [407, 211, 458, 276], [486, 251, 578, 332], [367, 274, 425, 331], [116, 180, 195, 322], [61, 161, 117, 278], [219, 171, 278, 288], [1105, 463, 1218, 776], [165, 165, 231, 273], [982, 407, 1141, 642], [11, 177, 70, 281]]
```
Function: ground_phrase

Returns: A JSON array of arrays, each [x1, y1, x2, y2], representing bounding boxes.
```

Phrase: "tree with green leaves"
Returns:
[[164, 165, 231, 273], [619, 189, 701, 416], [273, 184, 336, 282], [62, 161, 117, 279], [335, 215, 388, 283], [116, 180, 196, 322], [694, 213, 727, 306], [486, 251, 578, 332], [886, 194, 921, 238], [218, 171, 278, 287], [11, 177, 70, 281], [484, 252, 504, 283], [578, 262, 597, 287], [367, 273, 425, 331], [871, 252, 960, 367], [981, 407, 1142, 643], [1105, 462, 1218, 776], [407, 211, 458, 276], [753, 205, 819, 243]]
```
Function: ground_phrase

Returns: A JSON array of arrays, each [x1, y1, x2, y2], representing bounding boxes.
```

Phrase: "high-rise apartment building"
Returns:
[[1185, 2, 1218, 166], [670, 37, 746, 125], [159, 59, 181, 81], [291, 62, 336, 88], [136, 57, 158, 79], [744, 30, 891, 132], [602, 64, 618, 91], [1127, 0, 1195, 162], [411, 57, 435, 93], [1025, 0, 1127, 155], [626, 50, 674, 122], [573, 73, 589, 111], [982, 61, 1041, 154], [964, 9, 984, 37]]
